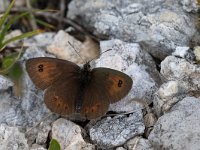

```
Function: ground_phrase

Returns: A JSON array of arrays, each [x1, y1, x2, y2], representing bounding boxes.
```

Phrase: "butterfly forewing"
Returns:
[[91, 68, 133, 103], [26, 57, 80, 90]]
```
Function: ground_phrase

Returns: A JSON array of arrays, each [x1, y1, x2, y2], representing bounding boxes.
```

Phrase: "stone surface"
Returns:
[[172, 46, 195, 61], [96, 39, 160, 112], [149, 97, 200, 150], [161, 55, 200, 90], [47, 30, 99, 64], [67, 0, 199, 59], [52, 118, 95, 150], [153, 55, 200, 115], [125, 137, 153, 150], [30, 144, 47, 150], [0, 75, 13, 90], [0, 124, 29, 150], [89, 110, 144, 149], [24, 32, 55, 47]]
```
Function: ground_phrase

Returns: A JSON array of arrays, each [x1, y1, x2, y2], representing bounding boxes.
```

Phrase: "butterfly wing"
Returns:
[[81, 68, 133, 119], [44, 77, 80, 115], [26, 57, 80, 90]]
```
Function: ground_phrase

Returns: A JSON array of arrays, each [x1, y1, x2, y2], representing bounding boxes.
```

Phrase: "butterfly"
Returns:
[[26, 57, 133, 119]]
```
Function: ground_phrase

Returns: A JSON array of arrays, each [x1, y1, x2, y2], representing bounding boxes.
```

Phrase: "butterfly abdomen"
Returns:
[[74, 67, 92, 113]]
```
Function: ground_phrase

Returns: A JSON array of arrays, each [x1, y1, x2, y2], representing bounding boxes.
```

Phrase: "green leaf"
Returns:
[[0, 29, 42, 50], [48, 139, 61, 150], [35, 18, 55, 29], [0, 45, 23, 74], [0, 0, 16, 29], [0, 12, 30, 45]]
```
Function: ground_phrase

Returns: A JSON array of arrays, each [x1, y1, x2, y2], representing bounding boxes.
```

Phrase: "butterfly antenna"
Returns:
[[68, 41, 86, 63], [89, 48, 113, 63]]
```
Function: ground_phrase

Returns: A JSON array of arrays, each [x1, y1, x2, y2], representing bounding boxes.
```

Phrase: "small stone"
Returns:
[[126, 137, 153, 150], [52, 118, 95, 150]]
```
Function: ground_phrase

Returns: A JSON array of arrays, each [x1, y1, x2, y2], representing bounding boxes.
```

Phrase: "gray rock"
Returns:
[[116, 147, 126, 150], [172, 46, 195, 61], [153, 80, 187, 116], [154, 54, 200, 115], [96, 39, 160, 112], [125, 137, 153, 150], [161, 56, 200, 90], [0, 75, 13, 90], [0, 124, 29, 150], [67, 0, 198, 59], [89, 110, 144, 149], [24, 32, 55, 47], [181, 0, 198, 12], [52, 118, 95, 150], [149, 97, 200, 150], [30, 144, 47, 150]]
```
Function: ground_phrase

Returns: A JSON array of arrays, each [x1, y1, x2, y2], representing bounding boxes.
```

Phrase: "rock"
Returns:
[[143, 113, 157, 137], [24, 32, 55, 47], [52, 118, 95, 150], [89, 110, 144, 149], [153, 80, 187, 116], [193, 46, 200, 61], [125, 137, 153, 150], [67, 0, 199, 59], [0, 124, 29, 150], [35, 118, 52, 145], [0, 75, 13, 90], [172, 46, 195, 61], [25, 114, 59, 148], [96, 39, 160, 112], [154, 53, 200, 115], [30, 144, 47, 150], [149, 97, 200, 150], [116, 147, 126, 150], [181, 0, 198, 12], [161, 56, 200, 90], [47, 30, 99, 64]]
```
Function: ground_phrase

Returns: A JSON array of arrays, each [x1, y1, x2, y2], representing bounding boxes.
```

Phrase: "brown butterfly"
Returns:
[[26, 57, 132, 119]]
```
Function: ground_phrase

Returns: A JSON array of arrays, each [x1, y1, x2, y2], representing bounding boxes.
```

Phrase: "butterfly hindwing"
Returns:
[[26, 57, 80, 90], [44, 77, 80, 115]]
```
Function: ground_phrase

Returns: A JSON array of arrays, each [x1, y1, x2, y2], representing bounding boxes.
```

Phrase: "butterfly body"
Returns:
[[26, 57, 132, 119]]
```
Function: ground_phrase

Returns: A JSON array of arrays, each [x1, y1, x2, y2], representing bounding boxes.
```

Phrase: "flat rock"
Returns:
[[149, 97, 200, 150], [89, 109, 144, 149]]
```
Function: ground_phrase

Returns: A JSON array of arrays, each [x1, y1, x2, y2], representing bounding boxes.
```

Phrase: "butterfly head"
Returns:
[[83, 62, 91, 71]]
